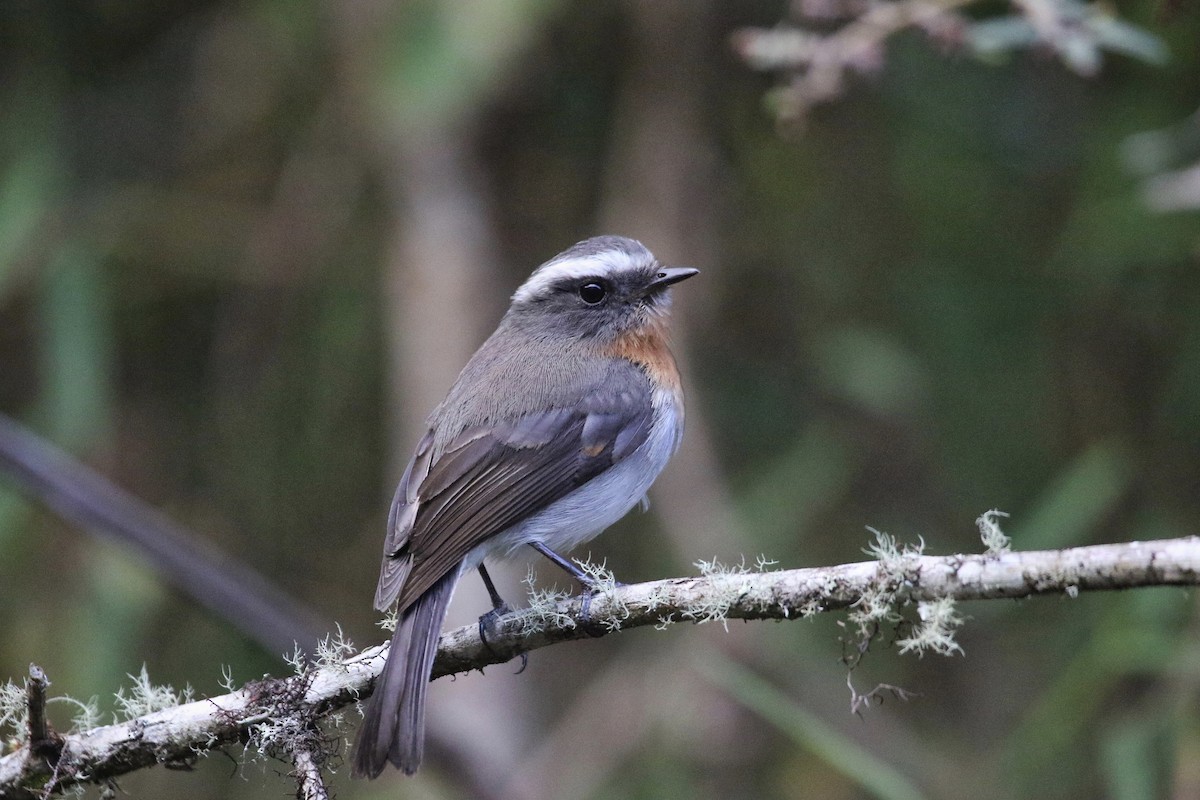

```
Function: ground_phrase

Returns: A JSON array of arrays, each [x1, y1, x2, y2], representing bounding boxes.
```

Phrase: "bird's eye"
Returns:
[[578, 282, 607, 305]]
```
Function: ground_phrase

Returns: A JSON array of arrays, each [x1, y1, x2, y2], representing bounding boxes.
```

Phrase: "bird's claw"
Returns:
[[578, 585, 622, 638], [478, 603, 512, 660], [478, 605, 529, 673]]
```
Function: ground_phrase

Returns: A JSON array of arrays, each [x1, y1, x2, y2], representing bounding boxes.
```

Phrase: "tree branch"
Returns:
[[23, 665, 59, 767], [0, 412, 323, 656], [291, 739, 330, 800], [733, 0, 1168, 126], [2, 536, 1198, 797]]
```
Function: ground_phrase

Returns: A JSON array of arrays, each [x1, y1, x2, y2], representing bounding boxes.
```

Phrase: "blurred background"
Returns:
[[2, 1, 1200, 798]]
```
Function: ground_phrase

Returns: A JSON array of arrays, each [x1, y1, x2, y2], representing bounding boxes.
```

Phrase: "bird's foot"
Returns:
[[577, 579, 626, 638], [478, 604, 528, 673]]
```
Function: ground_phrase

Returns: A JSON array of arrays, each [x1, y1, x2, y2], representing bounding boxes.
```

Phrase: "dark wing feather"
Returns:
[[374, 384, 653, 614], [374, 430, 434, 610]]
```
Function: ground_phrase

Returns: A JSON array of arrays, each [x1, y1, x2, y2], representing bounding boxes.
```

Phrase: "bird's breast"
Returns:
[[601, 320, 683, 403]]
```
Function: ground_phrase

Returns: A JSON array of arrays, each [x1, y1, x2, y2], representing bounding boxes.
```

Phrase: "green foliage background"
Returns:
[[2, 1, 1199, 798]]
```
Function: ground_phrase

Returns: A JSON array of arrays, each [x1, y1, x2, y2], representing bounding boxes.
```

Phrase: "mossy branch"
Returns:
[[3, 535, 1199, 797]]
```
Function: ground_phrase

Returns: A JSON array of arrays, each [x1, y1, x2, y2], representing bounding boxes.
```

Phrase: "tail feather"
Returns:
[[353, 570, 458, 778]]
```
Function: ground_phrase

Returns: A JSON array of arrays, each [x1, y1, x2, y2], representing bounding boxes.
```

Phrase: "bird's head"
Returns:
[[506, 235, 698, 344]]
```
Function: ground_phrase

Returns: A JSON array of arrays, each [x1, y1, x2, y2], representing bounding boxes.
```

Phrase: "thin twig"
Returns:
[[25, 665, 55, 755], [732, 0, 973, 122], [291, 743, 329, 800]]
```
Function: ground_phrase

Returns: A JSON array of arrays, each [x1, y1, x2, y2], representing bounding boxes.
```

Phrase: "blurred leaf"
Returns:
[[35, 246, 116, 446], [374, 0, 556, 133], [1138, 163, 1200, 212], [64, 543, 167, 703], [968, 5, 1166, 75], [1121, 112, 1200, 177], [997, 611, 1118, 793], [1089, 15, 1169, 67], [0, 148, 55, 293], [738, 420, 858, 549], [1048, 164, 1199, 282], [1099, 700, 1171, 800], [1008, 439, 1132, 550], [968, 17, 1039, 59], [1101, 719, 1162, 800], [813, 328, 927, 418], [1000, 585, 1184, 795], [702, 655, 928, 800], [1059, 32, 1102, 77]]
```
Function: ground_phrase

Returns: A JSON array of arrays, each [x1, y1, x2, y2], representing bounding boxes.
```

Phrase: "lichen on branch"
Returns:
[[3, 534, 1199, 797]]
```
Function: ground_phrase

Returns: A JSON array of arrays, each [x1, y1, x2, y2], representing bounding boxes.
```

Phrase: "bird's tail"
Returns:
[[353, 570, 458, 778]]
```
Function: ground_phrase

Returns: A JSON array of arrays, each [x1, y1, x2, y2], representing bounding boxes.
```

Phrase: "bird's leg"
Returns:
[[528, 542, 626, 590], [528, 543, 624, 637], [478, 563, 508, 610], [476, 564, 526, 672]]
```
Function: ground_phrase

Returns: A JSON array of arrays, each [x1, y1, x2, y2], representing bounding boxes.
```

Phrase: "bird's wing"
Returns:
[[373, 383, 654, 613]]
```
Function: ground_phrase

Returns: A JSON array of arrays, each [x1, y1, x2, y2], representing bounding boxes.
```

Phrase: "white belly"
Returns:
[[463, 389, 682, 570]]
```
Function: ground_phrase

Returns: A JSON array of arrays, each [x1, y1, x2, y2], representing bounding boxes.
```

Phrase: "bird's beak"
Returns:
[[644, 267, 699, 294]]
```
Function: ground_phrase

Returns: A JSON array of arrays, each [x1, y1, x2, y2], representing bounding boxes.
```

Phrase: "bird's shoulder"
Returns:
[[374, 342, 657, 610], [432, 326, 654, 441]]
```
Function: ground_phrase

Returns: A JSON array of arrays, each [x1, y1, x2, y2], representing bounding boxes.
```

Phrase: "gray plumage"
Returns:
[[356, 571, 455, 775], [353, 236, 694, 778]]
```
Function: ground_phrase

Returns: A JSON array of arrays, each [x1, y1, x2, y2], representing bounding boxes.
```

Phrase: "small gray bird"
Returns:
[[353, 235, 697, 777]]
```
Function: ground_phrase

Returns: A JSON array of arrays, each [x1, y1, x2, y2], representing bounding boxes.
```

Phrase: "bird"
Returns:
[[353, 235, 698, 778]]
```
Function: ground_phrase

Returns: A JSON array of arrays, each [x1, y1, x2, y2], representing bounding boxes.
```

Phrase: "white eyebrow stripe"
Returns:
[[511, 247, 648, 303]]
